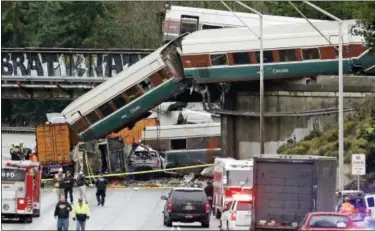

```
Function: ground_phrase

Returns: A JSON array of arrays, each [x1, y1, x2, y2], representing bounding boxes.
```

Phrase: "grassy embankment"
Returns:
[[277, 96, 375, 181]]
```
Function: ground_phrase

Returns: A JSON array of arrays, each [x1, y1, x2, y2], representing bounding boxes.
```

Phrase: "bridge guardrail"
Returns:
[[2, 126, 36, 133], [1, 76, 108, 83]]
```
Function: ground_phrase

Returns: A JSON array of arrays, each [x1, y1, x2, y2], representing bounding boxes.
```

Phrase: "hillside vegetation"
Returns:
[[278, 97, 375, 173]]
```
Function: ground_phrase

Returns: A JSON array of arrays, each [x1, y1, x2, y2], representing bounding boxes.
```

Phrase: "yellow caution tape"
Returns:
[[41, 158, 253, 183]]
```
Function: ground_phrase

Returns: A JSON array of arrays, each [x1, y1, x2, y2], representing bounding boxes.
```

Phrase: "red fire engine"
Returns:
[[212, 158, 253, 219], [1, 160, 42, 223]]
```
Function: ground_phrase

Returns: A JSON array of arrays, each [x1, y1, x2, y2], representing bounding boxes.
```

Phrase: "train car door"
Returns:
[[179, 15, 199, 35]]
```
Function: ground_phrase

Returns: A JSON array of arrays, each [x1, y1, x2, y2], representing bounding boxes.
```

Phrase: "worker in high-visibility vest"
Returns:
[[72, 198, 90, 231], [30, 150, 38, 162], [339, 196, 355, 214]]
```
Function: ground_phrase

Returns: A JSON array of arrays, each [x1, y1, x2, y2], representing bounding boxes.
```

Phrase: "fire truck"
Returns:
[[1, 160, 42, 223], [212, 158, 253, 219]]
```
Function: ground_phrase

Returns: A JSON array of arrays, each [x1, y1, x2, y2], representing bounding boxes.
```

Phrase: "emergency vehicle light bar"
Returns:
[[6, 161, 40, 168], [232, 194, 253, 201], [230, 164, 253, 168]]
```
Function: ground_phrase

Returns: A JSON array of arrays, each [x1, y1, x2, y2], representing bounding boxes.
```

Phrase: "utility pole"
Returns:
[[300, 1, 345, 191], [233, 0, 265, 154]]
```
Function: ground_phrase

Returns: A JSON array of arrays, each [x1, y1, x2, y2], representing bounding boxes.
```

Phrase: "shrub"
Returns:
[[344, 120, 357, 134], [322, 128, 338, 143], [352, 138, 369, 151]]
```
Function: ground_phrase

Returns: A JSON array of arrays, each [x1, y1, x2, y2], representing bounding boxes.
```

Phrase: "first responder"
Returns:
[[339, 196, 355, 214], [95, 173, 108, 206], [55, 168, 66, 201], [76, 171, 88, 203], [29, 150, 38, 162], [204, 181, 214, 214], [54, 195, 72, 231], [72, 198, 90, 231], [64, 171, 75, 204]]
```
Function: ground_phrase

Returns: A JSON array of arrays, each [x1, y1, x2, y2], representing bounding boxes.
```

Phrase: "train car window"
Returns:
[[180, 15, 199, 34], [99, 102, 114, 118], [160, 69, 172, 81], [210, 54, 228, 66], [112, 95, 127, 109], [202, 24, 223, 30], [232, 52, 251, 65], [171, 139, 187, 150], [255, 51, 274, 63], [149, 72, 164, 87], [125, 85, 143, 103], [72, 117, 89, 133], [139, 78, 153, 93], [278, 49, 297, 62], [86, 111, 100, 124], [302, 48, 320, 60]]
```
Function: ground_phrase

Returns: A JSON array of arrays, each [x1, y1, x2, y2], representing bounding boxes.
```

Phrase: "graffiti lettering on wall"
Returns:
[[1, 50, 152, 77]]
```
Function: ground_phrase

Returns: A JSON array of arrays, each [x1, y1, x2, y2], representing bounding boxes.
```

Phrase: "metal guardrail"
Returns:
[[2, 47, 156, 54], [211, 107, 356, 117], [1, 76, 108, 83], [2, 126, 36, 133]]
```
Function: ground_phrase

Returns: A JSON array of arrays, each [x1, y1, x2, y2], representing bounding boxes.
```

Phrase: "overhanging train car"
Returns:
[[180, 19, 375, 83], [61, 34, 189, 142], [162, 5, 327, 43]]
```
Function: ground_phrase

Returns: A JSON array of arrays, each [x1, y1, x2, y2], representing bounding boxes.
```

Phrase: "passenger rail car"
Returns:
[[180, 19, 375, 83], [162, 5, 327, 43], [62, 34, 189, 142]]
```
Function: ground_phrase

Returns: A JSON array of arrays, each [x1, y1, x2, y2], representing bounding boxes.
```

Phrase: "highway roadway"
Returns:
[[2, 188, 220, 230]]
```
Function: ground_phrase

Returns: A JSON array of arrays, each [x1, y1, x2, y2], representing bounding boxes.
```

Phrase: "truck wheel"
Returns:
[[215, 209, 221, 219], [202, 221, 210, 228], [24, 216, 33, 223], [165, 218, 172, 227], [33, 209, 40, 217]]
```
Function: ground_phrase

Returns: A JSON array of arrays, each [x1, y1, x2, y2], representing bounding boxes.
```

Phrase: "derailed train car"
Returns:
[[180, 19, 375, 83], [161, 5, 327, 43], [62, 34, 189, 142]]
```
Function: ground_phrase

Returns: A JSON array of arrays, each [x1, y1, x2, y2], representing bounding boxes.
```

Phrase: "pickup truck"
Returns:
[[250, 154, 337, 231]]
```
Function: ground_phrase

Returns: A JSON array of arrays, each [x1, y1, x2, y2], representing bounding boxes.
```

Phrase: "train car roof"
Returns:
[[182, 19, 363, 54], [166, 5, 328, 27], [144, 122, 220, 131], [143, 122, 220, 140], [61, 43, 169, 120]]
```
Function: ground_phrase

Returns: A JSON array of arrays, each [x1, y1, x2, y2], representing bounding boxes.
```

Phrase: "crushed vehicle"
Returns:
[[2, 161, 42, 223], [126, 144, 166, 174]]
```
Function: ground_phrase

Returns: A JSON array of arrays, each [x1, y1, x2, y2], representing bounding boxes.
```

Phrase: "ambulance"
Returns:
[[212, 158, 253, 219], [2, 160, 42, 223]]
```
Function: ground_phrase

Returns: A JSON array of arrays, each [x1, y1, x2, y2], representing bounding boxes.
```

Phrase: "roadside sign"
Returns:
[[352, 154, 366, 176]]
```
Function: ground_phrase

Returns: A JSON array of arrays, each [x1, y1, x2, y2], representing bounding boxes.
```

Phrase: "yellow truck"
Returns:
[[36, 123, 79, 178]]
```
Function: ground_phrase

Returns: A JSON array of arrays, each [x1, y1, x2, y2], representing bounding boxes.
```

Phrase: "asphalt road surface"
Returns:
[[2, 188, 220, 230]]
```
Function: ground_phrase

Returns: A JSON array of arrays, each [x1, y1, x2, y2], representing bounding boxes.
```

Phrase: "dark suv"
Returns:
[[161, 187, 210, 228]]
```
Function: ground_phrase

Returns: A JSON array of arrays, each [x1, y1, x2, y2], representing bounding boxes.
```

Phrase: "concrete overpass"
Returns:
[[217, 75, 375, 159], [1, 47, 154, 99]]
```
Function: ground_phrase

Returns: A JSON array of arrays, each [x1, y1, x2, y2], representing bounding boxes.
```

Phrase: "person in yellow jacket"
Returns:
[[72, 198, 90, 231]]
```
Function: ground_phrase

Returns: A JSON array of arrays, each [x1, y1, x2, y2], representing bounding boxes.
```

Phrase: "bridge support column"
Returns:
[[219, 79, 375, 160], [221, 88, 237, 159]]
